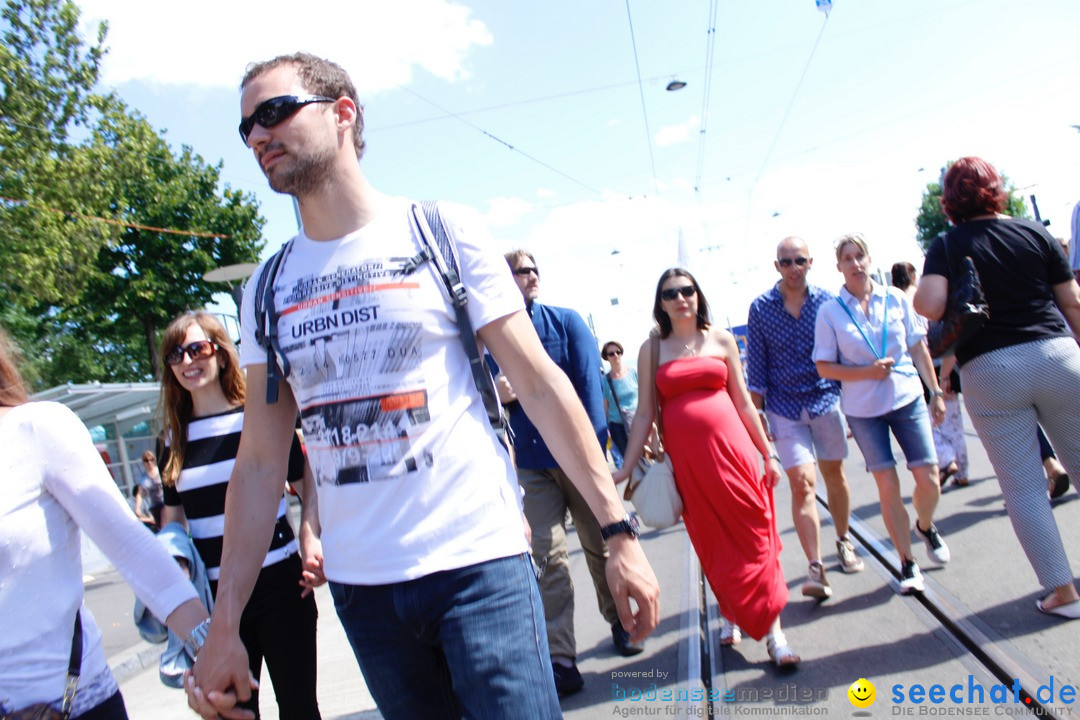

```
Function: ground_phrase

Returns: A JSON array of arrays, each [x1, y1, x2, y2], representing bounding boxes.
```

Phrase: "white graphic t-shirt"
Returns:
[[240, 196, 528, 584]]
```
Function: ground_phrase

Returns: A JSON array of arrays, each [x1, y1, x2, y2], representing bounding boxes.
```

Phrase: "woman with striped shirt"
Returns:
[[158, 311, 321, 718]]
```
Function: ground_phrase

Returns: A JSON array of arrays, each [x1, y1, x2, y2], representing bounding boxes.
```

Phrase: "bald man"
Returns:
[[747, 236, 862, 603]]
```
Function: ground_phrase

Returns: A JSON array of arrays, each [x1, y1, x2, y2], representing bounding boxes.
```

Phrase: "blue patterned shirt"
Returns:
[[747, 283, 842, 421]]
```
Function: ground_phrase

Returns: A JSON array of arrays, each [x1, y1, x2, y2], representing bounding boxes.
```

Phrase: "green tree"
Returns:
[[0, 0, 265, 387], [915, 161, 1030, 253]]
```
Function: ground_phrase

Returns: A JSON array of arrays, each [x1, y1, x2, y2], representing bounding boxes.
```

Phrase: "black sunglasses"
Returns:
[[604, 348, 623, 357], [777, 256, 810, 268], [165, 340, 218, 366], [660, 285, 696, 301], [513, 266, 539, 278], [239, 95, 336, 144]]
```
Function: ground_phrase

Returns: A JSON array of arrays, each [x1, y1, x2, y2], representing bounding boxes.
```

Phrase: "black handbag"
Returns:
[[926, 233, 989, 359], [2, 613, 81, 720]]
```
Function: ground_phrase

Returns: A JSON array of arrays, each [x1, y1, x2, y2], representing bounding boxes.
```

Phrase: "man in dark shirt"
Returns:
[[493, 250, 643, 697]]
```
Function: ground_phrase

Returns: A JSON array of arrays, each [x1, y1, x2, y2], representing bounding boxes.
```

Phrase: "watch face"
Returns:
[[627, 513, 641, 534]]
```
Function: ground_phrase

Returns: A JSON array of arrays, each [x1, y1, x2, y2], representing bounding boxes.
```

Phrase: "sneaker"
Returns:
[[899, 559, 925, 594], [801, 561, 832, 599], [552, 661, 584, 698], [719, 616, 742, 646], [611, 621, 645, 657], [836, 537, 865, 573], [913, 520, 951, 565]]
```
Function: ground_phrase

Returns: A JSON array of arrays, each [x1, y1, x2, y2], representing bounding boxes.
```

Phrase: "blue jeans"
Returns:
[[847, 398, 937, 472], [329, 553, 561, 720]]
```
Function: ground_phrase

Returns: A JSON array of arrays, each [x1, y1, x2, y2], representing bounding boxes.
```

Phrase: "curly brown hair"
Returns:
[[0, 326, 29, 407], [157, 312, 245, 486]]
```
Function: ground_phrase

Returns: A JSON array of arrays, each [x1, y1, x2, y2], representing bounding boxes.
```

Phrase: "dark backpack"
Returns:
[[251, 201, 509, 444]]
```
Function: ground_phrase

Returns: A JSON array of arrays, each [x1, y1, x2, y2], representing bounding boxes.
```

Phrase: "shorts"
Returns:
[[846, 398, 937, 473], [766, 406, 848, 470]]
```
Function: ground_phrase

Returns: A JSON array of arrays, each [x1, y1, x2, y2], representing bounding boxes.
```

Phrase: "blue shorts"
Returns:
[[847, 398, 937, 473], [766, 406, 848, 470]]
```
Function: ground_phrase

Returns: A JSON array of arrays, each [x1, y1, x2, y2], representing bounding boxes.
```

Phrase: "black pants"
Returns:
[[74, 690, 127, 719], [212, 553, 321, 720]]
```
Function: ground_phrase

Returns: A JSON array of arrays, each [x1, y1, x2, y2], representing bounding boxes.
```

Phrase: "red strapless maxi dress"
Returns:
[[656, 356, 788, 640]]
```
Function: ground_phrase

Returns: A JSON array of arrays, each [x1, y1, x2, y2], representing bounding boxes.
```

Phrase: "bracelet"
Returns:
[[767, 452, 780, 462], [930, 390, 945, 398], [184, 618, 211, 657]]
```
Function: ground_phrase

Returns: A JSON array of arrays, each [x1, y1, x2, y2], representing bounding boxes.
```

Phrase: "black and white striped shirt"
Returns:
[[161, 407, 303, 581]]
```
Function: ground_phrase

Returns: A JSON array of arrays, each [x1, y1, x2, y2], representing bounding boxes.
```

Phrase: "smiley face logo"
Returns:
[[848, 678, 876, 708]]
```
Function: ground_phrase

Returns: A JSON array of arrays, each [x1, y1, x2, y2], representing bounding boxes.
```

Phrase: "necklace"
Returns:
[[676, 333, 700, 356]]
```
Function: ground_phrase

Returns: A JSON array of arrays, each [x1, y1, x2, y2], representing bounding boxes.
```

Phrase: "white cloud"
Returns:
[[77, 0, 493, 93], [654, 115, 699, 148]]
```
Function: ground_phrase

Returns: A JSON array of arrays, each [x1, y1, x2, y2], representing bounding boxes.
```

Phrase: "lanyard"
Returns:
[[836, 290, 888, 360]]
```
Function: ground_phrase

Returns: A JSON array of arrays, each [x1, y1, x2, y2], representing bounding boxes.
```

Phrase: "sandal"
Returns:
[[953, 475, 969, 487], [719, 617, 742, 646], [940, 463, 958, 485], [766, 634, 800, 668]]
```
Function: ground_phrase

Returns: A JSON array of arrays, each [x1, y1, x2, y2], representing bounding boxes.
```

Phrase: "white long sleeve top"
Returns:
[[0, 402, 197, 711]]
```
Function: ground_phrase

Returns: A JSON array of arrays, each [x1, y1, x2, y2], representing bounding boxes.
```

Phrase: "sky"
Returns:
[[74, 0, 1080, 364]]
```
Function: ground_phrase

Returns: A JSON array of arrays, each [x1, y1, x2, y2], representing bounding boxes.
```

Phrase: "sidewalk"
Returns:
[[114, 582, 381, 720]]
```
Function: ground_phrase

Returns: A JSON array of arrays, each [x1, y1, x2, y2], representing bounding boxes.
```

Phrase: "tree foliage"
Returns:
[[914, 161, 1031, 253], [0, 0, 265, 388]]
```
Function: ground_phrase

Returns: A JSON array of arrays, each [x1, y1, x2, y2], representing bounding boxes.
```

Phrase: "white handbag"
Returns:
[[624, 453, 681, 529]]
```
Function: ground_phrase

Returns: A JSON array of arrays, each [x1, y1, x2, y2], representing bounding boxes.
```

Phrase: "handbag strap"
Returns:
[[60, 611, 82, 717], [650, 336, 664, 453], [835, 290, 888, 360], [605, 373, 626, 420]]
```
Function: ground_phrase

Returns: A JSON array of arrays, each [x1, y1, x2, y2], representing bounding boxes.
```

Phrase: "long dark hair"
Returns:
[[0, 327, 29, 407], [652, 268, 711, 339], [157, 312, 245, 486]]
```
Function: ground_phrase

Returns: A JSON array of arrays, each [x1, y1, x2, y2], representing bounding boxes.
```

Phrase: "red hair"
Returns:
[[941, 157, 1007, 224]]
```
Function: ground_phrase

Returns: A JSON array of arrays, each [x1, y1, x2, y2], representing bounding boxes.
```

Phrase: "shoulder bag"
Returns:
[[2, 613, 81, 720], [622, 336, 682, 529], [926, 232, 989, 359], [605, 373, 636, 430]]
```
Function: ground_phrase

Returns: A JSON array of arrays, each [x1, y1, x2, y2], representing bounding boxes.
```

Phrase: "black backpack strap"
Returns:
[[253, 238, 296, 404], [407, 202, 507, 441]]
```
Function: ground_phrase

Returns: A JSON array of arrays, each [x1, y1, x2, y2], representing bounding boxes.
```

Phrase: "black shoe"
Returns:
[[611, 621, 645, 656], [552, 661, 584, 698]]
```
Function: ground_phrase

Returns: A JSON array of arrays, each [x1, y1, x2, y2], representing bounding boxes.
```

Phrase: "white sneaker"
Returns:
[[913, 521, 951, 565], [836, 537, 865, 573], [899, 560, 924, 594]]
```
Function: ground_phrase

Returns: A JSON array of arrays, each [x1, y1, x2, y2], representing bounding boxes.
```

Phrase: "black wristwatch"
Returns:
[[600, 513, 641, 541]]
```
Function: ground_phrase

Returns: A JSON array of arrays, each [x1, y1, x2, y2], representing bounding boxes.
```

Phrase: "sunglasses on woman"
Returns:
[[239, 95, 336, 144], [604, 349, 623, 357], [660, 285, 696, 301], [165, 340, 218, 366]]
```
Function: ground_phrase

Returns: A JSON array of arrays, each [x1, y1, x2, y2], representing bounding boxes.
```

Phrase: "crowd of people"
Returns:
[[3, 46, 1078, 720]]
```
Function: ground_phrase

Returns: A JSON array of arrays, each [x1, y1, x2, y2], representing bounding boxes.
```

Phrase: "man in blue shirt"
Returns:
[[494, 250, 642, 698], [747, 236, 864, 604]]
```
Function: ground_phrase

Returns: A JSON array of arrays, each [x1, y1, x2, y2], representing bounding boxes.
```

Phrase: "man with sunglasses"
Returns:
[[491, 250, 642, 699], [746, 236, 863, 605], [186, 53, 658, 720]]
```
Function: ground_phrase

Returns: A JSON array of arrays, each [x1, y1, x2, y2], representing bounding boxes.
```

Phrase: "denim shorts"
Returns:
[[767, 406, 849, 469], [847, 398, 937, 472]]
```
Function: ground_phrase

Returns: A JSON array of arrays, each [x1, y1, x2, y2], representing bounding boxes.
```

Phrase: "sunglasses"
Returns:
[[165, 340, 218, 366], [660, 285, 696, 301], [239, 95, 336, 144], [777, 256, 810, 268], [513, 266, 539, 278], [604, 349, 623, 357]]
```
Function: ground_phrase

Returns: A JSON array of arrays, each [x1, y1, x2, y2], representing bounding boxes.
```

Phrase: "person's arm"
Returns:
[[720, 331, 781, 487], [909, 338, 946, 426], [913, 274, 948, 321], [133, 485, 150, 520], [189, 365, 299, 719], [611, 338, 658, 484], [297, 460, 325, 597], [480, 311, 659, 643], [1052, 279, 1080, 340]]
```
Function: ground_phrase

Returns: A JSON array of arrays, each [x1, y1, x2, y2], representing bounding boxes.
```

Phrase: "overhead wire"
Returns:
[[396, 85, 603, 196], [693, 0, 720, 200], [624, 0, 661, 200]]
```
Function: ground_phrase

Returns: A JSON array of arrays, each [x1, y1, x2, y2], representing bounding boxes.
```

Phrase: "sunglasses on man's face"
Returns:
[[777, 256, 810, 268], [513, 266, 539, 278], [165, 340, 218, 366], [660, 285, 696, 301], [239, 95, 336, 144]]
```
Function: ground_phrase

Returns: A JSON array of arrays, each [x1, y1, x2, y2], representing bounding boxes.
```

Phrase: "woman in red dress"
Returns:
[[614, 268, 798, 667]]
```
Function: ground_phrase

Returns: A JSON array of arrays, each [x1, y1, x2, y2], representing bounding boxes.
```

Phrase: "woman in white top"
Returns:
[[0, 326, 209, 719], [813, 234, 950, 595]]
